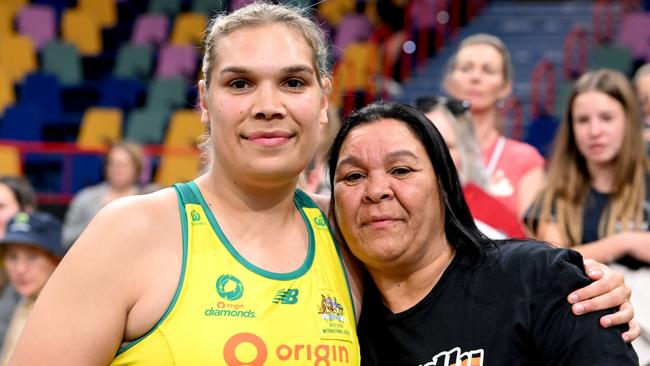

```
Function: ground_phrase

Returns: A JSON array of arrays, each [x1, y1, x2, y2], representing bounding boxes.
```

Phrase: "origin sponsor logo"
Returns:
[[224, 333, 352, 366]]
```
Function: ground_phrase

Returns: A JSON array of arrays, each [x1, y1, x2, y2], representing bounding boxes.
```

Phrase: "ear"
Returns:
[[198, 80, 210, 126], [319, 78, 331, 128], [498, 80, 513, 100]]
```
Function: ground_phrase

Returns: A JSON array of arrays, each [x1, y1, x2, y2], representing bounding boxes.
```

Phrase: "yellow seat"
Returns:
[[155, 152, 201, 187], [0, 145, 22, 176], [62, 8, 102, 56], [0, 34, 36, 83], [78, 0, 117, 28], [170, 12, 207, 46], [331, 42, 377, 107], [0, 4, 13, 37], [77, 108, 123, 149], [318, 0, 354, 26], [164, 109, 204, 148], [0, 67, 15, 117]]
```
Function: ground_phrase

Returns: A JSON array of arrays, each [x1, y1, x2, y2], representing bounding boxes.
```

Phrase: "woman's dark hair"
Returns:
[[0, 175, 38, 211], [327, 102, 489, 258]]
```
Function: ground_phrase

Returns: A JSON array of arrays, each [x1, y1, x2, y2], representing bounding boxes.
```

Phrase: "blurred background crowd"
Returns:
[[0, 0, 650, 364]]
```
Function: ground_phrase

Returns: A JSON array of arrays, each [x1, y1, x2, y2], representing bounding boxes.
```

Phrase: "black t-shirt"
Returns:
[[358, 241, 638, 366]]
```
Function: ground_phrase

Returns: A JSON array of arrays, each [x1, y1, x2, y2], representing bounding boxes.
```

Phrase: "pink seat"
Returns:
[[131, 14, 169, 47], [156, 44, 199, 81], [617, 12, 650, 59], [17, 4, 56, 50]]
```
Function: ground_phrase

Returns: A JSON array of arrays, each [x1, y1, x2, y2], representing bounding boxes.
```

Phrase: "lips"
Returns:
[[362, 215, 403, 229], [244, 131, 294, 147]]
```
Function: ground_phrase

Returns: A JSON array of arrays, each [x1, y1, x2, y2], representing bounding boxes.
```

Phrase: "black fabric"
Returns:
[[358, 241, 638, 366]]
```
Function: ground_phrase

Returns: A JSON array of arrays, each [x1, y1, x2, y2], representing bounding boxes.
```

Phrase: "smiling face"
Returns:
[[571, 90, 626, 169], [199, 23, 328, 187], [333, 119, 445, 270], [445, 43, 511, 114]]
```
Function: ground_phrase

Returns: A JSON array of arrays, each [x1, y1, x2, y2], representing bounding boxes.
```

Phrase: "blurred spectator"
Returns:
[[633, 63, 650, 148], [0, 212, 64, 365], [528, 69, 650, 364], [62, 141, 157, 249], [444, 34, 545, 218], [416, 96, 527, 239], [0, 177, 37, 349]]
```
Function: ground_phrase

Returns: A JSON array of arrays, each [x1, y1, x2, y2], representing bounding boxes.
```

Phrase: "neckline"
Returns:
[[187, 181, 316, 280]]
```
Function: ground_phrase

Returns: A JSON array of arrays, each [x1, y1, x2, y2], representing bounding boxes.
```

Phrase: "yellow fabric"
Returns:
[[111, 183, 359, 365]]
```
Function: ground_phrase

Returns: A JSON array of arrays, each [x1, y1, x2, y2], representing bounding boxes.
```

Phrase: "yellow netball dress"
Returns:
[[111, 182, 360, 365]]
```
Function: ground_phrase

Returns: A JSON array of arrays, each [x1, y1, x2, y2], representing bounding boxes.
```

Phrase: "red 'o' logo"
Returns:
[[223, 332, 268, 366]]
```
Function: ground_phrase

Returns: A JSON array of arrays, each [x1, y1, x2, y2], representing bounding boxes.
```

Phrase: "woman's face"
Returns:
[[572, 91, 626, 168], [3, 244, 58, 299], [0, 184, 20, 237], [333, 119, 445, 271], [425, 109, 462, 172], [106, 147, 139, 189], [199, 23, 328, 186], [446, 43, 511, 114], [636, 73, 650, 119]]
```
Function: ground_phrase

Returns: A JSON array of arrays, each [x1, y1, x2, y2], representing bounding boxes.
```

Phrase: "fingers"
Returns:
[[621, 319, 641, 343], [599, 301, 635, 328], [582, 259, 604, 281], [569, 273, 630, 315]]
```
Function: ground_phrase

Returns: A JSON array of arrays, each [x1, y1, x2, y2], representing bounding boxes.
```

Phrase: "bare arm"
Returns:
[[9, 194, 178, 365], [516, 166, 545, 219]]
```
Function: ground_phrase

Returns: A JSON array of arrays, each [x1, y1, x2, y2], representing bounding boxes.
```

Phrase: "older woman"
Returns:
[[328, 102, 638, 365]]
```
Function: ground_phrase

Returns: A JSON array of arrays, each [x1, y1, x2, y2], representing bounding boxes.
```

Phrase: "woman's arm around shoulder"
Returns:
[[9, 188, 182, 366]]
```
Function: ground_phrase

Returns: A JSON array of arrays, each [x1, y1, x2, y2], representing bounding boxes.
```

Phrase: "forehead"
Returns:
[[212, 23, 315, 75], [0, 184, 17, 204], [456, 43, 503, 66], [340, 119, 427, 159], [573, 91, 624, 112]]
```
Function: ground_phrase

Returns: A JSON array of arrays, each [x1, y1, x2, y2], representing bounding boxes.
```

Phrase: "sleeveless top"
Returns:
[[111, 182, 360, 365]]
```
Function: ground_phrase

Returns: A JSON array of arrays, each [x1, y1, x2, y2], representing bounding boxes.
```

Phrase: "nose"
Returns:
[[588, 120, 603, 136], [363, 174, 394, 203], [251, 82, 286, 120]]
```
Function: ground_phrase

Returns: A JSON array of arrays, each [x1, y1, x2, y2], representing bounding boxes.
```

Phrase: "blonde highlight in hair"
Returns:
[[532, 69, 650, 245]]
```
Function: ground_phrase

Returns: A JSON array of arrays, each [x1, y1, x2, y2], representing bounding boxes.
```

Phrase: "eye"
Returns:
[[228, 79, 251, 91], [342, 171, 366, 184], [390, 166, 413, 177], [574, 115, 589, 124], [284, 78, 305, 90]]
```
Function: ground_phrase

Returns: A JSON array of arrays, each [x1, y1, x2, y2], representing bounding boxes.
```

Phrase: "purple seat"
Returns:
[[155, 44, 199, 81], [131, 14, 169, 47], [17, 4, 56, 50], [617, 12, 650, 60], [333, 14, 373, 60]]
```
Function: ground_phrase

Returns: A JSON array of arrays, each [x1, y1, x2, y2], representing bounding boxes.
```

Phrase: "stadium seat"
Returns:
[[0, 68, 14, 117], [0, 103, 44, 140], [78, 0, 117, 28], [148, 0, 182, 16], [0, 34, 37, 83], [3, 0, 27, 20], [42, 40, 83, 86], [164, 109, 203, 148], [155, 44, 199, 81], [62, 8, 103, 56], [0, 145, 22, 176], [145, 77, 188, 110], [20, 72, 62, 123], [17, 4, 56, 50], [125, 108, 170, 145], [170, 12, 207, 46], [617, 12, 650, 60], [77, 107, 123, 149], [192, 0, 227, 16], [114, 43, 154, 80], [588, 44, 633, 74], [155, 152, 201, 187], [99, 76, 146, 111], [131, 13, 169, 47]]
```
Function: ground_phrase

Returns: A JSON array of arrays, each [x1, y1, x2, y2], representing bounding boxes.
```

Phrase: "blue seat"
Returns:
[[99, 77, 145, 111], [20, 72, 62, 123], [0, 103, 44, 140], [70, 154, 104, 193], [525, 113, 560, 158]]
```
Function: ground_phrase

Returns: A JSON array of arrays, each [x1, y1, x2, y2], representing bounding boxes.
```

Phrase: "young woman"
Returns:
[[444, 34, 545, 218], [329, 102, 638, 365], [7, 5, 636, 365], [530, 69, 650, 363]]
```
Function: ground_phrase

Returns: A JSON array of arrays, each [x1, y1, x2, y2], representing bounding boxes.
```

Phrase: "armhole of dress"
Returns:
[[114, 183, 191, 356]]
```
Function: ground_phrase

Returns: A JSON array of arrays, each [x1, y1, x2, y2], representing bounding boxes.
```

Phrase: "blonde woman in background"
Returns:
[[530, 69, 650, 364]]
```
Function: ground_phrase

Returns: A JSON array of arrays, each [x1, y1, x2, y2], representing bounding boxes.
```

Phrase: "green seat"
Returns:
[[279, 0, 315, 8], [192, 0, 227, 16], [114, 43, 153, 80], [553, 81, 574, 118], [42, 40, 82, 86], [146, 77, 188, 110], [588, 44, 633, 74], [148, 0, 182, 16], [125, 107, 170, 144]]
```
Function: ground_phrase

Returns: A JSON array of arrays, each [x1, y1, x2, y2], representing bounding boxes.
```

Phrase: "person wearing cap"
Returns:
[[0, 212, 64, 366]]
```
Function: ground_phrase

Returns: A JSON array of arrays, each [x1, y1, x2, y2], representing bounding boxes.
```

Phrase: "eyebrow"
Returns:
[[337, 149, 421, 168], [219, 64, 315, 76]]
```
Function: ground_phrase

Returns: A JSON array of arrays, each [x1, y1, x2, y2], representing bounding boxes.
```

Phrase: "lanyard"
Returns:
[[485, 136, 506, 177]]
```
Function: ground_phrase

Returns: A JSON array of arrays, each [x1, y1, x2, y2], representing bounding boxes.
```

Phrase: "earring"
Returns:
[[496, 99, 505, 109]]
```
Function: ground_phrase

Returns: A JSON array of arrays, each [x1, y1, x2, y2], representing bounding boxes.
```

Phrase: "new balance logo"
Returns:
[[272, 288, 299, 304]]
